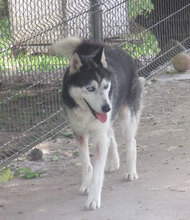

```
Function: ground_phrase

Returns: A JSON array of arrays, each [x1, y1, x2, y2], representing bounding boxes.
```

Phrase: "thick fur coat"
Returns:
[[52, 38, 143, 210]]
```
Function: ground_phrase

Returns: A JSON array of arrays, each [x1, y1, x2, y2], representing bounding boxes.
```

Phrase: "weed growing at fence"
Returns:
[[0, 166, 45, 182], [0, 167, 12, 183], [13, 167, 43, 179]]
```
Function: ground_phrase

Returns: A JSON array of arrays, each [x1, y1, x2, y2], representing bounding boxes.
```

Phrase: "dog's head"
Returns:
[[67, 47, 112, 123]]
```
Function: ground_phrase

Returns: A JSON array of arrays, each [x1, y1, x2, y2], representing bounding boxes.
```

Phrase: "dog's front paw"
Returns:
[[84, 195, 101, 210], [79, 184, 89, 195], [123, 171, 138, 181], [80, 164, 93, 195], [105, 157, 120, 172], [84, 188, 101, 210]]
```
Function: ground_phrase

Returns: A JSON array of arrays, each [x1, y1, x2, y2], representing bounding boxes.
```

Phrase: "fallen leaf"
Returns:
[[50, 156, 59, 161], [167, 186, 185, 192]]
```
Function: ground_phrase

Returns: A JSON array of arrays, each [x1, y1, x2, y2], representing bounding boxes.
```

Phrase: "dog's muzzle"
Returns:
[[83, 99, 110, 123]]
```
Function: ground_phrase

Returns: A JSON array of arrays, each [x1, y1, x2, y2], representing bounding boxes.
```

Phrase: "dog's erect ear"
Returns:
[[93, 48, 107, 68], [69, 53, 83, 74], [100, 49, 107, 68]]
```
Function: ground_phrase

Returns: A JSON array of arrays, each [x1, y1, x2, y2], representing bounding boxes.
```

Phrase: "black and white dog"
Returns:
[[52, 38, 143, 210]]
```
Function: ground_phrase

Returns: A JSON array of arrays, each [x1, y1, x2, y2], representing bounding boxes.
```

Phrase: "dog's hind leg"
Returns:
[[75, 134, 93, 194], [105, 127, 120, 172], [119, 106, 140, 181], [85, 133, 109, 210]]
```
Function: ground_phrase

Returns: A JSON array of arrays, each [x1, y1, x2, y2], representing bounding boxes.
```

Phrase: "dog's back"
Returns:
[[103, 46, 142, 119]]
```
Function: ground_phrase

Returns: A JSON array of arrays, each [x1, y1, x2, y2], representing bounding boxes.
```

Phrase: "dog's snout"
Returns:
[[102, 104, 111, 113]]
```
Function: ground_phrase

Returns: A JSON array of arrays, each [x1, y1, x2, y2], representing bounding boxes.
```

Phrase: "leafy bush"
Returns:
[[125, 31, 160, 58], [0, 0, 157, 72], [128, 0, 154, 18]]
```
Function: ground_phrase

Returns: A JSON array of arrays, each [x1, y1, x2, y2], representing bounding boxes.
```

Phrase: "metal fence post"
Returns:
[[89, 0, 103, 42]]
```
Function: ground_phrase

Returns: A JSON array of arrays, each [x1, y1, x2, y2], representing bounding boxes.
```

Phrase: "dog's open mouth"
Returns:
[[84, 99, 107, 123]]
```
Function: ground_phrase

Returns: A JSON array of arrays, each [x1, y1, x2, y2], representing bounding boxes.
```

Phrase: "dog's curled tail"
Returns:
[[51, 37, 82, 58]]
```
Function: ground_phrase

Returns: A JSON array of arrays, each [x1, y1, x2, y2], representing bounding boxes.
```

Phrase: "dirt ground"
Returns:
[[0, 71, 190, 220]]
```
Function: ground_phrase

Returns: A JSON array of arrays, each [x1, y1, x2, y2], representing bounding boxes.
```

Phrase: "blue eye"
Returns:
[[104, 84, 109, 89], [86, 86, 95, 92]]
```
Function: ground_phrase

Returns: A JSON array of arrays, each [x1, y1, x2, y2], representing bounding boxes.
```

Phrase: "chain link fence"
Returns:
[[0, 0, 190, 168]]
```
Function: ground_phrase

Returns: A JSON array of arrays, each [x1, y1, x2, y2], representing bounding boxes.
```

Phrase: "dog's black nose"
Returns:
[[102, 104, 111, 113]]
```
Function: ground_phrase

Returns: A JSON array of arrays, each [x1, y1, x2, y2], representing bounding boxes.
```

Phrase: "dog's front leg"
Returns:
[[85, 133, 109, 210], [105, 127, 120, 172], [75, 134, 93, 194], [122, 113, 139, 181], [119, 107, 139, 181]]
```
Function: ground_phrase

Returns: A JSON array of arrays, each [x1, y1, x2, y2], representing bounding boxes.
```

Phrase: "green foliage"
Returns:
[[50, 156, 59, 161], [73, 150, 79, 156], [125, 31, 160, 58], [22, 168, 39, 179], [0, 167, 43, 181], [126, 0, 158, 57], [62, 133, 74, 139], [0, 167, 12, 183], [128, 0, 154, 18], [0, 18, 66, 73], [0, 0, 157, 73], [13, 167, 44, 179], [0, 50, 66, 72]]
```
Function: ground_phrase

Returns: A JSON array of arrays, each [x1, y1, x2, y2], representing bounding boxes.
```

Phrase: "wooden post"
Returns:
[[89, 0, 103, 42]]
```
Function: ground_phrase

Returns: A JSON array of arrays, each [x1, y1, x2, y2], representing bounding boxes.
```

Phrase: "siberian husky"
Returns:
[[52, 38, 143, 210]]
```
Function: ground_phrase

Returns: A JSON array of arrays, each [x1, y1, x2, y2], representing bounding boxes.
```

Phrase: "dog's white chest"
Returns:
[[66, 107, 94, 132], [65, 107, 109, 134]]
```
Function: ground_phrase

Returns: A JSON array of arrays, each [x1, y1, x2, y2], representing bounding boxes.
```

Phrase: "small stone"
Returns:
[[28, 148, 43, 161], [75, 162, 81, 167], [178, 144, 184, 148], [63, 151, 73, 158]]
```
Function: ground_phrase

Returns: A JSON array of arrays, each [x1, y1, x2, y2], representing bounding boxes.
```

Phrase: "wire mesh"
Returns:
[[0, 0, 190, 168]]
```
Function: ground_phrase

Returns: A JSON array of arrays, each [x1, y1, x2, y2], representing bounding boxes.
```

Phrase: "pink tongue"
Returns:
[[95, 112, 107, 123]]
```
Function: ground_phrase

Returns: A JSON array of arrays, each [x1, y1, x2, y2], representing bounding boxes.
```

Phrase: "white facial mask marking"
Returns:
[[69, 79, 111, 114], [83, 80, 111, 114]]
